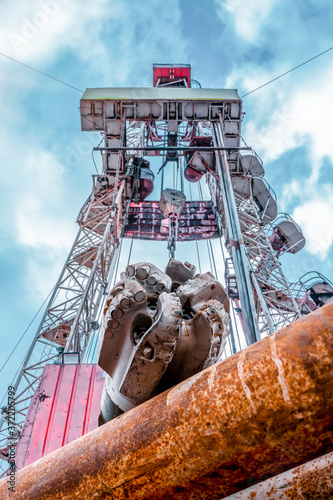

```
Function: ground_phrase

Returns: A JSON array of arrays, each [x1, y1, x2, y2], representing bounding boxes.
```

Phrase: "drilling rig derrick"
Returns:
[[1, 64, 332, 499]]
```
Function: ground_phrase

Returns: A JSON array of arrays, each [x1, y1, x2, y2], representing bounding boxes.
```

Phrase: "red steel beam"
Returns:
[[1, 303, 333, 499]]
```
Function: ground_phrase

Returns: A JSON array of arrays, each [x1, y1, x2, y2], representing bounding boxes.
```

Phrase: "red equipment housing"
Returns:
[[153, 64, 191, 87]]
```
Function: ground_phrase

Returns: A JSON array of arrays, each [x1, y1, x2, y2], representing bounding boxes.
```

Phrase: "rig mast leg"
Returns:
[[212, 121, 260, 345]]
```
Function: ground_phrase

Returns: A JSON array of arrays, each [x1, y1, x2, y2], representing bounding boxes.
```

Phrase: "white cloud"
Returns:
[[0, 146, 77, 302], [0, 0, 190, 310], [15, 150, 76, 247], [0, 0, 188, 87], [214, 0, 278, 43], [291, 186, 333, 259], [99, 0, 189, 86], [229, 62, 333, 179], [279, 180, 302, 212], [1, 0, 109, 61], [224, 54, 333, 263]]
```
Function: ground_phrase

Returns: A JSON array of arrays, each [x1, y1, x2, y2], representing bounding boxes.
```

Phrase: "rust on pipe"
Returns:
[[223, 450, 333, 499], [1, 303, 333, 499]]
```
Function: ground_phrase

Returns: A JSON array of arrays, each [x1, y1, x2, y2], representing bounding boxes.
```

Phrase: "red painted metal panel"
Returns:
[[26, 364, 62, 464], [85, 366, 105, 434], [66, 364, 99, 443], [15, 364, 104, 469], [153, 64, 191, 87], [43, 364, 77, 457]]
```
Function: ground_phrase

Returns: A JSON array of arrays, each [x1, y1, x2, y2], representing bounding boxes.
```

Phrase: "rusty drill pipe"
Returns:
[[223, 450, 333, 499], [1, 303, 333, 499]]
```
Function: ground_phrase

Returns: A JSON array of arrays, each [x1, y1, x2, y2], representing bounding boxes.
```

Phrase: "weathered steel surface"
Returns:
[[223, 450, 333, 499], [124, 201, 220, 241], [1, 303, 333, 499]]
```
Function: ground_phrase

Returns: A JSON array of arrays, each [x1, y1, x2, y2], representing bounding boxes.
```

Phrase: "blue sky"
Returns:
[[0, 0, 333, 408]]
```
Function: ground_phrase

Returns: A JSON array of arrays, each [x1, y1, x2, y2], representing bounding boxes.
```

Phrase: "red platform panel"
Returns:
[[15, 364, 104, 469]]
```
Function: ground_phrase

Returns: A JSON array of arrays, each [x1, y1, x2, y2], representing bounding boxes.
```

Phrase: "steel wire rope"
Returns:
[[226, 333, 233, 359], [112, 239, 123, 288], [111, 170, 137, 288], [35, 342, 61, 382], [86, 330, 100, 364], [0, 52, 84, 93], [0, 286, 55, 375], [83, 330, 94, 363], [0, 358, 24, 410], [160, 124, 168, 196], [82, 239, 131, 363], [224, 117, 260, 164], [2, 46, 332, 108], [209, 239, 218, 279], [244, 247, 277, 331], [219, 237, 241, 352], [85, 196, 134, 364], [208, 234, 234, 354], [174, 132, 182, 192], [30, 315, 65, 377], [197, 180, 214, 274], [231, 301, 242, 351], [92, 333, 100, 363], [175, 162, 179, 191], [92, 136, 104, 174], [241, 46, 333, 98], [84, 318, 101, 364], [78, 108, 104, 131], [0, 291, 59, 450], [88, 243, 122, 359], [127, 237, 134, 267], [188, 182, 202, 274]]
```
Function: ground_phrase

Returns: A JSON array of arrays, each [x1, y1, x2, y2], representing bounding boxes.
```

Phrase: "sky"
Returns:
[[0, 0, 333, 414]]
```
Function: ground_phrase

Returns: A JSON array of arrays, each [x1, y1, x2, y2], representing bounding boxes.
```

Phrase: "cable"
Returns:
[[195, 240, 202, 274], [127, 238, 134, 267], [0, 287, 54, 374], [0, 360, 23, 409], [188, 182, 202, 274], [197, 180, 214, 274], [0, 52, 84, 93], [112, 238, 123, 287], [92, 150, 99, 174], [241, 46, 333, 98], [92, 136, 104, 174], [209, 239, 218, 278], [160, 124, 167, 195]]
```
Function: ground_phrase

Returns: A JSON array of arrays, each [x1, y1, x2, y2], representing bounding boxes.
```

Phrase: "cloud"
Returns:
[[0, 0, 192, 313], [1, 0, 109, 61], [214, 0, 278, 43], [277, 177, 333, 260], [15, 153, 74, 250], [291, 185, 333, 260], [0, 0, 188, 87], [98, 0, 189, 86], [227, 59, 333, 183], [0, 145, 77, 303], [216, 1, 333, 268]]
